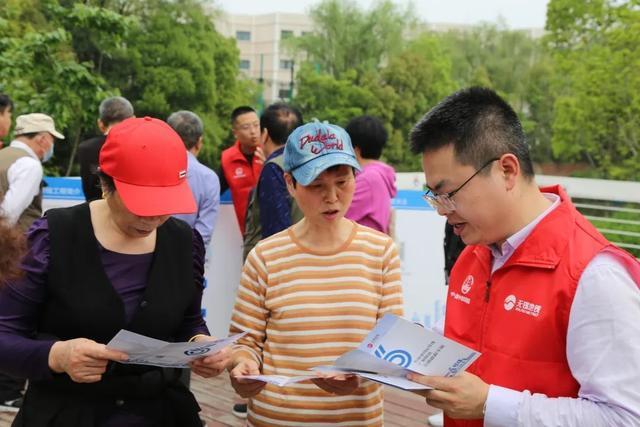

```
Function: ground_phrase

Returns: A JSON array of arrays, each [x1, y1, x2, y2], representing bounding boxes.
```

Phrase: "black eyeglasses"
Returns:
[[423, 158, 500, 212]]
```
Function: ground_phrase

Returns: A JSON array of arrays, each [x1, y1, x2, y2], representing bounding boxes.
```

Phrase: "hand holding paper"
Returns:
[[311, 373, 361, 395], [189, 337, 232, 378], [239, 374, 318, 387], [407, 371, 489, 419], [313, 314, 480, 390], [106, 330, 246, 369], [230, 359, 267, 398]]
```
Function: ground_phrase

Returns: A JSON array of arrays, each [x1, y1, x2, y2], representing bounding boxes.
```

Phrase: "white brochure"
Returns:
[[106, 330, 247, 368], [312, 314, 480, 390], [239, 374, 319, 387]]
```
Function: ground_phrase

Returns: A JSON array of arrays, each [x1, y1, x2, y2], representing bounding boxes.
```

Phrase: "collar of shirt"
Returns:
[[9, 140, 39, 161], [266, 145, 285, 162], [490, 193, 561, 273]]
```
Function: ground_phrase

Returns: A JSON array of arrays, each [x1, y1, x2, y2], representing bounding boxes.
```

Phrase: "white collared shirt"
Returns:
[[490, 193, 560, 273], [483, 194, 640, 426], [0, 140, 43, 225]]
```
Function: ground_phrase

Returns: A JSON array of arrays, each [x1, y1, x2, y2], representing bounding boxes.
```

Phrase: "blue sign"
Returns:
[[42, 177, 85, 200], [221, 189, 432, 210], [392, 190, 432, 211], [220, 189, 232, 204]]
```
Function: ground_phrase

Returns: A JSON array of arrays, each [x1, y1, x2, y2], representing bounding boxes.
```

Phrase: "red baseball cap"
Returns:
[[99, 116, 196, 216]]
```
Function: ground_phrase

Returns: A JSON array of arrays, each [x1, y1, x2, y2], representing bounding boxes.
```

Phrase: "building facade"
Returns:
[[215, 13, 313, 107], [214, 12, 544, 108]]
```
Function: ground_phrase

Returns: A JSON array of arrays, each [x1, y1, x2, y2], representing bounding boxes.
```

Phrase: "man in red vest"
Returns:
[[219, 106, 264, 233], [407, 87, 640, 426]]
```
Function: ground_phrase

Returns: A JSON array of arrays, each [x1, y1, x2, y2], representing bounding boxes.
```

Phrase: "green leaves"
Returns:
[[0, 0, 256, 174], [547, 0, 640, 180], [290, 2, 551, 172]]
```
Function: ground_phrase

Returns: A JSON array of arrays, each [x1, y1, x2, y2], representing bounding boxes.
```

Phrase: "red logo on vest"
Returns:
[[461, 275, 474, 295], [234, 167, 246, 178]]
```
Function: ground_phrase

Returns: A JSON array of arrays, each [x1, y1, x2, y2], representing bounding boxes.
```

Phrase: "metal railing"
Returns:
[[535, 175, 640, 258]]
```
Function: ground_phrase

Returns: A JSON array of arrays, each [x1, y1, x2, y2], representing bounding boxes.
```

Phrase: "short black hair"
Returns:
[[410, 87, 534, 178], [345, 115, 387, 160], [99, 96, 134, 127], [231, 106, 256, 125], [0, 94, 13, 114], [260, 103, 303, 145], [167, 110, 203, 150], [97, 170, 116, 194]]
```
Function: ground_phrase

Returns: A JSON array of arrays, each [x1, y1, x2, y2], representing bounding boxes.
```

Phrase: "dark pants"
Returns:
[[0, 372, 25, 401]]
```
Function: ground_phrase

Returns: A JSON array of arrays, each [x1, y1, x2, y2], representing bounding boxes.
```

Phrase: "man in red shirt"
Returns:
[[219, 106, 264, 233]]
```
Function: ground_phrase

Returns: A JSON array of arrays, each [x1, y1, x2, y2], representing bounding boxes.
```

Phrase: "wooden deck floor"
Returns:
[[0, 374, 438, 426]]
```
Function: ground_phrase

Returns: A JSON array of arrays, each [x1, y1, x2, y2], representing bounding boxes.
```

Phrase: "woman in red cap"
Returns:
[[0, 117, 229, 426]]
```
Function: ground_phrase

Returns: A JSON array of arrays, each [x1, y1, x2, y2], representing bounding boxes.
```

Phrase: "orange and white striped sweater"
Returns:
[[229, 222, 403, 426]]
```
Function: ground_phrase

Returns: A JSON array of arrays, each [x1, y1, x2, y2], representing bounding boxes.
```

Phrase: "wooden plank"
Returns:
[[0, 376, 439, 426]]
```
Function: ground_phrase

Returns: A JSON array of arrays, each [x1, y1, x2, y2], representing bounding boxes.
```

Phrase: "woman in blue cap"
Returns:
[[227, 122, 404, 426]]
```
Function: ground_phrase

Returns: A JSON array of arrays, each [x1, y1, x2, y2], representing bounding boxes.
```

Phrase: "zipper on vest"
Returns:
[[478, 280, 492, 352]]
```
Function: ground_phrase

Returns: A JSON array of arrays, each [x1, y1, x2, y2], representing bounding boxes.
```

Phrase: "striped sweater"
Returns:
[[229, 222, 403, 426]]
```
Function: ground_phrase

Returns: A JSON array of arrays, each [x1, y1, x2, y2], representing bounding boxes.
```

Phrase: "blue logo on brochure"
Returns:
[[184, 347, 211, 356], [374, 345, 412, 368]]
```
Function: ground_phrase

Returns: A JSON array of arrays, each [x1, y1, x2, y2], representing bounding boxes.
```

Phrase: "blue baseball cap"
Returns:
[[283, 122, 361, 186]]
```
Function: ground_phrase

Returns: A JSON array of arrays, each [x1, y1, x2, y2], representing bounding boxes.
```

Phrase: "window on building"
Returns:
[[281, 30, 294, 40], [239, 59, 250, 70], [236, 31, 251, 41], [279, 88, 292, 99], [280, 59, 294, 70]]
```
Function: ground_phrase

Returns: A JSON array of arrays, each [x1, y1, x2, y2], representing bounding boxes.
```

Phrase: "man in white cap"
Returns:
[[0, 113, 64, 231]]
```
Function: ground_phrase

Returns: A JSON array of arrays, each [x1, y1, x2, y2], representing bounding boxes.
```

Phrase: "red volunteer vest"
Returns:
[[221, 141, 262, 233], [444, 185, 640, 427]]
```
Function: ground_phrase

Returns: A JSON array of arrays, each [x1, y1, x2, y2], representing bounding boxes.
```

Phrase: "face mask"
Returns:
[[42, 144, 54, 163]]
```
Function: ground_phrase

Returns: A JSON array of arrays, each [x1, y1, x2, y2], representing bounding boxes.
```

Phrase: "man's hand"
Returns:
[[189, 336, 231, 378], [254, 146, 265, 164], [407, 371, 489, 419], [48, 338, 128, 383], [229, 359, 266, 398], [311, 373, 360, 395]]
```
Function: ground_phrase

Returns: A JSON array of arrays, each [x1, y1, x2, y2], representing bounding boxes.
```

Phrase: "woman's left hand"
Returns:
[[311, 373, 360, 395], [188, 336, 231, 378]]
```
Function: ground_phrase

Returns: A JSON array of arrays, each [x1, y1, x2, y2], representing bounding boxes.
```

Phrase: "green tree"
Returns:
[[0, 0, 255, 175], [435, 24, 556, 165], [546, 0, 640, 180], [77, 0, 257, 168], [0, 0, 126, 176], [380, 34, 456, 170], [289, 0, 416, 80], [293, 31, 455, 171]]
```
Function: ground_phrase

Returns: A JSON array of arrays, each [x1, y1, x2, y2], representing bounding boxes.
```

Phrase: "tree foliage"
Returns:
[[289, 0, 415, 80], [546, 0, 640, 180], [434, 23, 557, 166], [1, 0, 638, 180], [0, 0, 255, 175], [291, 1, 554, 171]]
